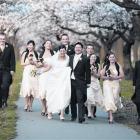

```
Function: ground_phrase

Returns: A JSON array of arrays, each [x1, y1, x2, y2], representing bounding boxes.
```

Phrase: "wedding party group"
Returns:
[[0, 32, 140, 125], [19, 33, 124, 124]]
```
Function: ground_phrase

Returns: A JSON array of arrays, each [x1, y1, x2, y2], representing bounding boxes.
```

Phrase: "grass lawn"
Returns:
[[0, 62, 134, 139], [0, 62, 22, 140]]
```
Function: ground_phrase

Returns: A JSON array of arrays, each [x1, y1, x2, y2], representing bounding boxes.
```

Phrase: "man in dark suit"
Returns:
[[55, 33, 75, 56], [133, 60, 140, 124], [57, 33, 75, 114], [69, 42, 91, 123], [86, 45, 100, 117], [0, 32, 16, 108]]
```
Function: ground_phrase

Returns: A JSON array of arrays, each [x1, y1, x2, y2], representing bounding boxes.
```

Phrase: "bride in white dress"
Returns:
[[45, 45, 71, 121]]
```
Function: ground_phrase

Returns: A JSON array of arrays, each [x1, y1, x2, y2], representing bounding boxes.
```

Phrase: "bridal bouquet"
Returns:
[[30, 69, 37, 77]]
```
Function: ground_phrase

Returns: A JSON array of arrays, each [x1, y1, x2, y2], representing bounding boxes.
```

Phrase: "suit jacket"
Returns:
[[0, 43, 16, 72], [55, 44, 75, 56], [133, 60, 140, 103], [69, 54, 91, 86]]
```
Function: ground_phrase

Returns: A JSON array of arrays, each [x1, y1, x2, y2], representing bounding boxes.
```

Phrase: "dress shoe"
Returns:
[[78, 118, 85, 123], [88, 116, 92, 119], [70, 118, 76, 121], [137, 118, 140, 125], [60, 116, 65, 121], [41, 112, 45, 116]]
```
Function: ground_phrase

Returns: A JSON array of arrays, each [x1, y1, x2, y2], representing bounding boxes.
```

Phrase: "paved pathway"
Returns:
[[13, 98, 140, 140]]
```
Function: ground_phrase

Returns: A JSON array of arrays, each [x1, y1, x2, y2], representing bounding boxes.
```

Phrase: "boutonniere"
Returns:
[[5, 44, 8, 48], [79, 57, 82, 61]]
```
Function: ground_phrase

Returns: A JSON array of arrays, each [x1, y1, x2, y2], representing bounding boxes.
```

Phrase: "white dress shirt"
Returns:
[[71, 53, 82, 80]]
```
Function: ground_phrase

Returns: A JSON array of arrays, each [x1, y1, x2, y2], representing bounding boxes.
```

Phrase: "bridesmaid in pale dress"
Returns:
[[38, 40, 55, 116], [100, 52, 124, 124], [20, 40, 38, 112], [86, 54, 103, 119]]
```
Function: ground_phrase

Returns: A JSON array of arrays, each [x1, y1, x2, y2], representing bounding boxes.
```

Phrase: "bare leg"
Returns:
[[108, 110, 113, 124], [29, 95, 34, 112], [87, 104, 92, 118], [41, 99, 47, 116], [24, 96, 29, 111], [48, 112, 52, 119], [60, 110, 65, 121]]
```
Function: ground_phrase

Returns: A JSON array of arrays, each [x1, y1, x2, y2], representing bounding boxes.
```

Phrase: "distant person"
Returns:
[[132, 60, 140, 124]]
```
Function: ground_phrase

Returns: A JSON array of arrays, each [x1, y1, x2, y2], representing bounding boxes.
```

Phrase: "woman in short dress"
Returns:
[[20, 40, 38, 112], [38, 40, 55, 116], [86, 54, 103, 118], [101, 52, 124, 123]]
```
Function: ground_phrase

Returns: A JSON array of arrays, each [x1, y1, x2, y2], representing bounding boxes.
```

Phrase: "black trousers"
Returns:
[[70, 79, 86, 120], [0, 71, 12, 107], [136, 103, 140, 118]]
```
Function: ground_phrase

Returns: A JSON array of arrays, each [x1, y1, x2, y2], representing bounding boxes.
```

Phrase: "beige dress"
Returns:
[[86, 74, 104, 108], [20, 53, 38, 97], [103, 65, 122, 112]]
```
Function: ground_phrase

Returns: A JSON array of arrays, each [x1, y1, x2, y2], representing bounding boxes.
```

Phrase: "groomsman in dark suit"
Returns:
[[86, 45, 100, 117], [133, 60, 140, 124], [55, 33, 75, 56], [69, 42, 91, 123], [57, 33, 75, 114], [0, 33, 16, 108]]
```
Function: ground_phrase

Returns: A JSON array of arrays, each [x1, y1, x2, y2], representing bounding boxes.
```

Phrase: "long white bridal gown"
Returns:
[[44, 53, 71, 113]]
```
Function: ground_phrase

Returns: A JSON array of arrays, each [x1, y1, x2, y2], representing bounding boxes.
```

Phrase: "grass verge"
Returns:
[[0, 62, 22, 140]]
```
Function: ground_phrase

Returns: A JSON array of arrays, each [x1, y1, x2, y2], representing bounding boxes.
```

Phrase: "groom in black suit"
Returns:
[[0, 32, 16, 108], [69, 42, 91, 123]]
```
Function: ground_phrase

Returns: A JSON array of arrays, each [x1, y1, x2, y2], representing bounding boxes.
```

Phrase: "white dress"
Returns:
[[44, 53, 71, 113], [38, 57, 52, 99], [86, 75, 104, 108], [20, 53, 38, 98], [103, 65, 122, 112]]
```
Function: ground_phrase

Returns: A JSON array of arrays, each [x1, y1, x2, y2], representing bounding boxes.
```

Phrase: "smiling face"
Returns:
[[61, 35, 69, 45], [44, 40, 52, 50], [75, 44, 83, 55], [59, 48, 66, 57], [108, 54, 116, 63], [0, 34, 6, 46], [27, 43, 34, 52], [86, 45, 94, 55], [90, 54, 97, 64]]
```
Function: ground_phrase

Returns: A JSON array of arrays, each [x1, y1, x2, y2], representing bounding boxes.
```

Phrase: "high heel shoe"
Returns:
[[41, 112, 45, 116], [109, 120, 114, 124], [60, 116, 65, 121], [24, 105, 28, 112]]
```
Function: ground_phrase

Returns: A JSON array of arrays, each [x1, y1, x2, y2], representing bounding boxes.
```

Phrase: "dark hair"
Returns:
[[58, 45, 66, 50], [21, 40, 37, 62], [27, 40, 35, 46], [90, 54, 99, 72], [39, 40, 54, 58], [104, 52, 120, 76], [0, 32, 6, 36], [61, 33, 68, 39], [75, 42, 83, 48]]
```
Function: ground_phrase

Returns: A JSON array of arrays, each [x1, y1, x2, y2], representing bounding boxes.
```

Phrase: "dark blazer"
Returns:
[[55, 44, 75, 56], [0, 43, 16, 72], [133, 60, 140, 104], [69, 54, 91, 85]]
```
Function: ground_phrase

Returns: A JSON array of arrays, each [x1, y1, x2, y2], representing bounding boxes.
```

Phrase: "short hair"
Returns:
[[58, 45, 66, 50], [0, 32, 6, 36], [61, 33, 68, 39], [27, 40, 35, 46], [75, 42, 83, 48]]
